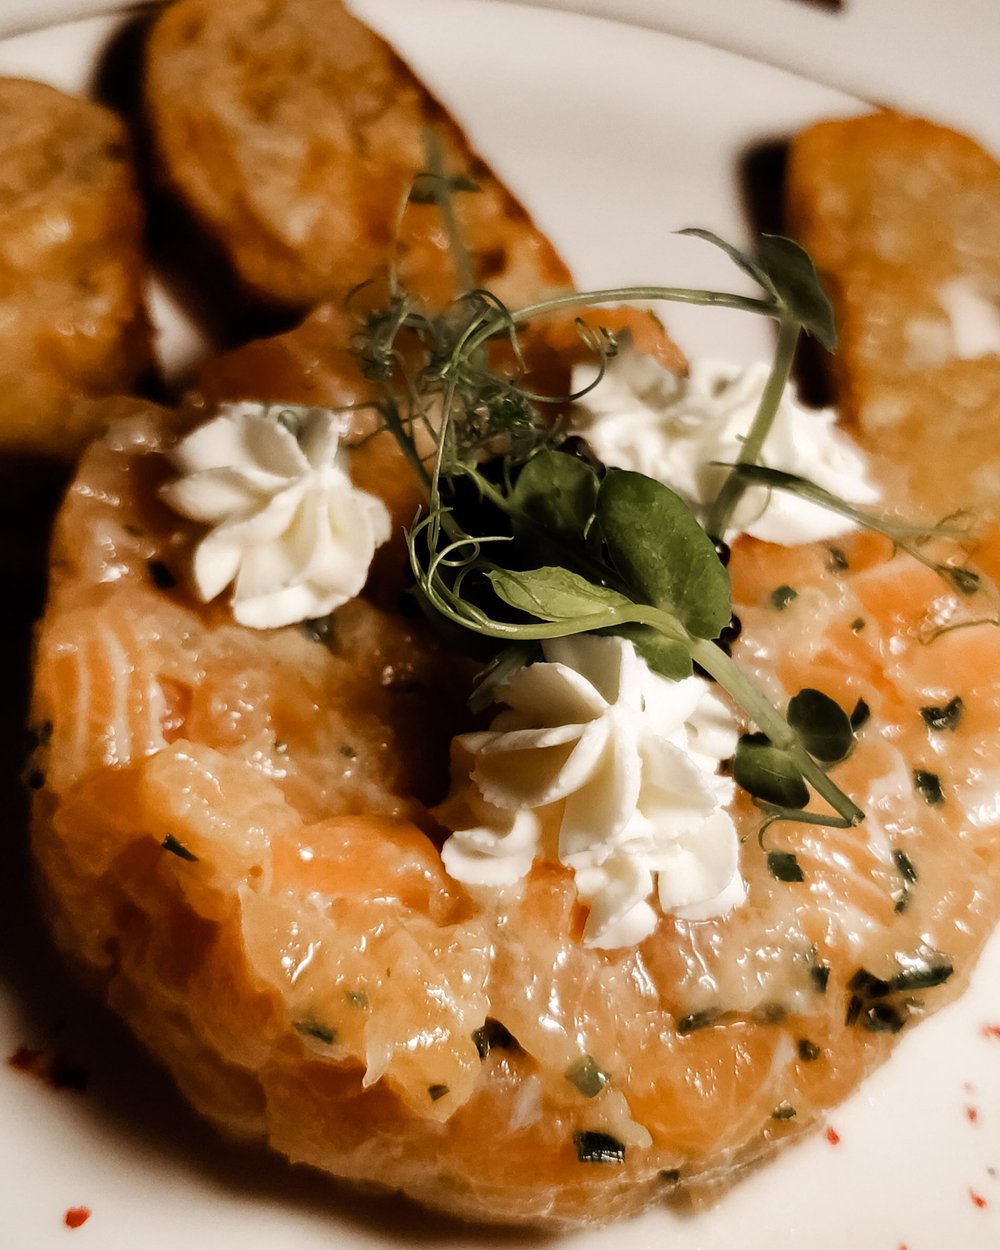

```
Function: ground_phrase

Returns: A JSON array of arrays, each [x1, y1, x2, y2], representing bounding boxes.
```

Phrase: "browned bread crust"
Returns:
[[786, 111, 1000, 517], [145, 0, 572, 312], [0, 78, 152, 458]]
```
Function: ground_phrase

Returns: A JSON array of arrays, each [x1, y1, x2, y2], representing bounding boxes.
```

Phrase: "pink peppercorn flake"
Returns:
[[64, 1207, 91, 1229]]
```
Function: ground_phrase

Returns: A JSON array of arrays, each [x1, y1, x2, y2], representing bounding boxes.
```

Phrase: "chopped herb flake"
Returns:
[[913, 769, 944, 806], [573, 1130, 626, 1165], [892, 848, 918, 884], [659, 1168, 682, 1184], [849, 698, 871, 731], [771, 1102, 797, 1120], [677, 1009, 722, 1036], [809, 962, 831, 994], [345, 989, 369, 1009], [847, 968, 892, 999], [161, 834, 198, 862], [428, 1083, 449, 1102], [826, 546, 849, 572], [850, 617, 866, 633], [797, 1039, 821, 1062], [768, 850, 805, 883], [338, 744, 357, 759], [472, 1018, 515, 1059], [303, 616, 335, 643], [566, 1055, 611, 1099], [890, 962, 953, 992], [770, 584, 798, 611], [294, 1020, 337, 1045], [920, 696, 964, 732], [861, 1002, 906, 1033], [947, 567, 980, 595], [148, 559, 176, 589]]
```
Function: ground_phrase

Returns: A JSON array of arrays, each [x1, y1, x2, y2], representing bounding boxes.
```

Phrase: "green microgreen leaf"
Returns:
[[787, 688, 855, 764], [755, 234, 837, 350], [677, 227, 772, 291], [509, 449, 600, 547], [733, 734, 809, 809], [604, 623, 693, 681], [596, 469, 731, 640], [486, 566, 630, 622]]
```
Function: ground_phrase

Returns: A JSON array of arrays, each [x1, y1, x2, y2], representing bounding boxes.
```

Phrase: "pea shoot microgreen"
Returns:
[[346, 194, 878, 830], [345, 148, 995, 839]]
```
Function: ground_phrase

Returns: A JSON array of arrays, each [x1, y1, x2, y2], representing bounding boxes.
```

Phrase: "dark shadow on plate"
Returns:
[[89, 7, 301, 390], [737, 136, 836, 410]]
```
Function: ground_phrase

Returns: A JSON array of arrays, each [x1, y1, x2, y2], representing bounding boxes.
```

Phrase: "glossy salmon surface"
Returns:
[[29, 395, 1000, 1228]]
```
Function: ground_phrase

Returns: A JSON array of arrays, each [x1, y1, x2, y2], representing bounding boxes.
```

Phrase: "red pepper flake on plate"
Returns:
[[969, 1189, 988, 1210], [6, 1043, 87, 1092], [966, 1104, 980, 1124], [825, 1125, 841, 1146], [7, 1044, 43, 1075], [64, 1207, 91, 1229], [982, 1023, 1000, 1041]]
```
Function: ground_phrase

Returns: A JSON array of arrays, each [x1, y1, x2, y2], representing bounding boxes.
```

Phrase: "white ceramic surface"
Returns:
[[503, 0, 1000, 152], [1, 3, 998, 1248]]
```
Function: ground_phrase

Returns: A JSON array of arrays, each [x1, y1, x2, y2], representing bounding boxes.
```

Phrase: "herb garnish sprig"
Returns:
[[350, 216, 873, 831]]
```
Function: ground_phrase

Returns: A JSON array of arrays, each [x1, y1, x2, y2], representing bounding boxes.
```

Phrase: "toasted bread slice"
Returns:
[[145, 0, 572, 312], [0, 78, 152, 458], [786, 111, 1000, 518]]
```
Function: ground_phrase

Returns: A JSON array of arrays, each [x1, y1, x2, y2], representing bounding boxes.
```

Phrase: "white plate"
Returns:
[[1, 3, 998, 1248]]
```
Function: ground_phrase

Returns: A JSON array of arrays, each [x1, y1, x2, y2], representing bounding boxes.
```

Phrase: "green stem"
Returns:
[[454, 286, 778, 366], [704, 316, 801, 541], [689, 637, 864, 827], [379, 401, 433, 496], [421, 129, 474, 295]]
